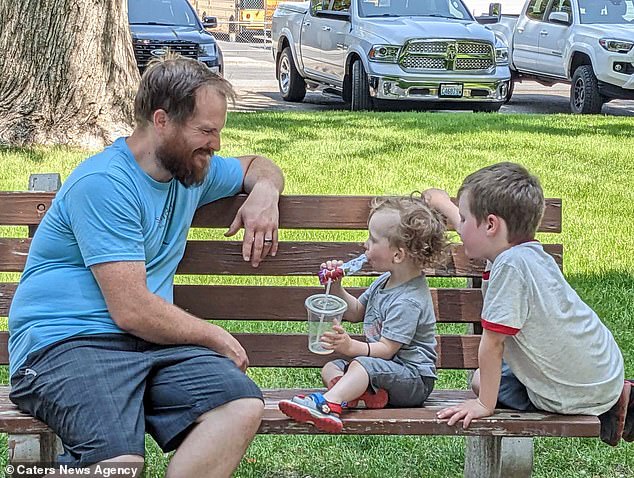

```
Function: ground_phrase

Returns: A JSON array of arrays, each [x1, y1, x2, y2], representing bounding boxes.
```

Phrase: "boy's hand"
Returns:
[[319, 259, 344, 285], [321, 324, 352, 355], [436, 399, 494, 429], [423, 188, 452, 210]]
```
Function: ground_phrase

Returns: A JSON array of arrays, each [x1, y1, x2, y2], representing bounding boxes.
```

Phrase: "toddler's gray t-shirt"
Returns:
[[359, 273, 437, 378]]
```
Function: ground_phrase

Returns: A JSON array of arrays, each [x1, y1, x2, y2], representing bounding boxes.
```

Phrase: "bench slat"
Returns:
[[0, 193, 562, 232], [1, 284, 483, 323], [0, 240, 564, 275], [259, 389, 599, 437], [0, 332, 480, 368], [0, 386, 598, 437]]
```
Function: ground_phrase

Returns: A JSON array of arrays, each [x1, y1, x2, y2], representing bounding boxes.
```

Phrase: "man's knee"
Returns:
[[197, 398, 264, 426]]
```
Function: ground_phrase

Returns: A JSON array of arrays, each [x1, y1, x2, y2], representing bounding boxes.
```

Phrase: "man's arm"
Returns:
[[436, 329, 505, 428], [224, 155, 284, 267], [91, 261, 249, 371]]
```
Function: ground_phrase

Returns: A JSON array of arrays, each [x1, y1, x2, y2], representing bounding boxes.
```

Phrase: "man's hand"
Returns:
[[321, 324, 353, 355], [225, 182, 280, 268], [213, 329, 250, 372], [436, 398, 495, 429]]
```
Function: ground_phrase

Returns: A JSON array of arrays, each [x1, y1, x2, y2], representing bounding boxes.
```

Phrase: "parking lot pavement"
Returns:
[[220, 41, 634, 116]]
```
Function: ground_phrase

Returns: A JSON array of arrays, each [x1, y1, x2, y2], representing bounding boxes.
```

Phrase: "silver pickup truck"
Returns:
[[271, 0, 512, 111], [487, 0, 634, 114]]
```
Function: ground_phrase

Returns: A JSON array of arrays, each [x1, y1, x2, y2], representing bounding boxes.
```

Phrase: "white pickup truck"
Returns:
[[488, 0, 634, 113], [271, 0, 511, 111]]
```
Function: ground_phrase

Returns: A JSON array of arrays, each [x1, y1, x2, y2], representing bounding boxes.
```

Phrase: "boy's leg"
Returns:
[[324, 360, 372, 405], [321, 360, 346, 388], [496, 362, 537, 411], [624, 379, 634, 442], [598, 380, 631, 446]]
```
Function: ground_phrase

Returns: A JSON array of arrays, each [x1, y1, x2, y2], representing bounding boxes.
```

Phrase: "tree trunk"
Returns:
[[0, 0, 139, 148]]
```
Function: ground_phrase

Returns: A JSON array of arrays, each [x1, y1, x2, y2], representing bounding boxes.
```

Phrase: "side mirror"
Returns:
[[475, 14, 500, 24], [548, 11, 570, 25], [203, 16, 218, 29], [476, 2, 501, 23]]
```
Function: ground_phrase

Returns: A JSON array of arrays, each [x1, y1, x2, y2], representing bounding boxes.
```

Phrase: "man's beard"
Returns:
[[156, 136, 211, 188]]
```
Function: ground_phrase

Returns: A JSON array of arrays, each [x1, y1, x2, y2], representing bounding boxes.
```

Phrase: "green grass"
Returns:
[[1, 111, 633, 477]]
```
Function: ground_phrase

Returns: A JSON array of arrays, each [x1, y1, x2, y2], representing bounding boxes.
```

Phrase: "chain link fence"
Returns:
[[209, 20, 273, 48]]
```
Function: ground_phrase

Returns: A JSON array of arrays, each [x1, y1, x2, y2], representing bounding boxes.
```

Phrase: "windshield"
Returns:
[[358, 0, 471, 19], [128, 0, 199, 26], [577, 0, 634, 24]]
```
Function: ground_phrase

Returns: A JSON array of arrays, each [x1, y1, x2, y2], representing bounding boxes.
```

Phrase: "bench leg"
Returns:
[[8, 433, 60, 476], [464, 436, 534, 478]]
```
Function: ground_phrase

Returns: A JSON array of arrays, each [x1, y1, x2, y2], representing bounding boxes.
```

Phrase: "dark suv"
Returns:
[[128, 0, 223, 74]]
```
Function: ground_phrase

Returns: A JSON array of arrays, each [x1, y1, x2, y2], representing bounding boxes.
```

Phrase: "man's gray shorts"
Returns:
[[330, 358, 435, 407], [9, 334, 263, 467]]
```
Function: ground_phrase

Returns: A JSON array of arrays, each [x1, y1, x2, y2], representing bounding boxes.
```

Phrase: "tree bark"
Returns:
[[0, 0, 139, 147]]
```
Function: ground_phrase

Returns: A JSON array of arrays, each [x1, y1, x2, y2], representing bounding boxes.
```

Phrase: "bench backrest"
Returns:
[[0, 190, 562, 369]]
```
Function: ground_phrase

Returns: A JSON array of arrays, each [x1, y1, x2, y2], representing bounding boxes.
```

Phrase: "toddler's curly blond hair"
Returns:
[[369, 193, 450, 269]]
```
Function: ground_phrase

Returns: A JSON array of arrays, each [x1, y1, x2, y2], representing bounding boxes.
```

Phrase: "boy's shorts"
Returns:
[[10, 333, 263, 467], [497, 361, 538, 411], [330, 357, 435, 407]]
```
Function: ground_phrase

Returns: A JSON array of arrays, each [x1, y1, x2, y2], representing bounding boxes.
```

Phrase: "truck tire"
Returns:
[[351, 60, 373, 111], [278, 47, 306, 102], [570, 65, 604, 114], [503, 74, 516, 104]]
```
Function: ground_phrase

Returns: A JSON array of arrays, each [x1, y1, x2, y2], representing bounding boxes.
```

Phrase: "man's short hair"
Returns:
[[134, 53, 236, 126], [369, 194, 450, 269], [457, 162, 545, 243]]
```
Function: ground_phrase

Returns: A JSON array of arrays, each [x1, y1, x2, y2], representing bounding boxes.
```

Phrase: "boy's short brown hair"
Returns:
[[370, 194, 450, 269], [457, 162, 545, 244], [134, 52, 236, 127]]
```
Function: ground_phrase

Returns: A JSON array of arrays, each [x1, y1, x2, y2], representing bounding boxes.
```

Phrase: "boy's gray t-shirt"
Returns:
[[482, 242, 624, 415], [359, 273, 437, 378]]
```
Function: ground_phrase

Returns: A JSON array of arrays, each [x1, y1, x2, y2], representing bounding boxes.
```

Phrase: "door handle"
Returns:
[[304, 21, 311, 27], [540, 30, 548, 36], [322, 26, 331, 31], [517, 27, 524, 33]]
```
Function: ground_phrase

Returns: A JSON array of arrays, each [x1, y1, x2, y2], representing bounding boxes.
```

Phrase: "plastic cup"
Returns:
[[305, 294, 348, 355]]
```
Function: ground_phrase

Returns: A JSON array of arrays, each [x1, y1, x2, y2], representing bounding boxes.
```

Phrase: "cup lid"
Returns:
[[305, 294, 348, 315]]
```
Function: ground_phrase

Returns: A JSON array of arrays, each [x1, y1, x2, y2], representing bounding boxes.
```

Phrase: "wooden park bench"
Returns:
[[0, 174, 600, 477]]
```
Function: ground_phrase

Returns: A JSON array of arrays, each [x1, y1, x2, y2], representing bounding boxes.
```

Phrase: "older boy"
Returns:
[[425, 162, 629, 446]]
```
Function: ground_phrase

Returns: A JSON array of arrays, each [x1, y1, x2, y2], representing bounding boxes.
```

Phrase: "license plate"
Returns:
[[439, 84, 463, 98]]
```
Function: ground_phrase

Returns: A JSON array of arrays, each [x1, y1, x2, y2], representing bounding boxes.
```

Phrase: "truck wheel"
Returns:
[[503, 74, 516, 104], [278, 47, 306, 102], [351, 60, 373, 111], [571, 65, 604, 114]]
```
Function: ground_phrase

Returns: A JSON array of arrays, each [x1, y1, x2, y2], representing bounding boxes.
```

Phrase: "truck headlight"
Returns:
[[495, 47, 509, 65], [199, 43, 217, 57], [599, 39, 634, 53], [369, 45, 401, 63]]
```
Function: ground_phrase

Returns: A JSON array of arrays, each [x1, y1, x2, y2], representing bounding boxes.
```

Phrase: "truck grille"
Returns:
[[133, 40, 199, 71], [400, 40, 494, 72]]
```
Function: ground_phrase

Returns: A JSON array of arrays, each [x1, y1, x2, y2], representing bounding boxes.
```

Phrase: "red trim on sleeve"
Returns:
[[481, 318, 520, 336], [482, 270, 490, 280]]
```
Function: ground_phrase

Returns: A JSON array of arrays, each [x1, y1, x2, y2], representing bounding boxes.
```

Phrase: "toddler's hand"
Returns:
[[321, 324, 352, 355], [318, 259, 344, 285]]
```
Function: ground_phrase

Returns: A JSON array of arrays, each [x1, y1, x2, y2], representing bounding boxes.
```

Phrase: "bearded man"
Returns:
[[8, 55, 284, 477]]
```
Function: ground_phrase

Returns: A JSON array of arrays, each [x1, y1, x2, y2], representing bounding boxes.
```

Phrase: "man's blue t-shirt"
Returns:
[[8, 137, 244, 377]]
